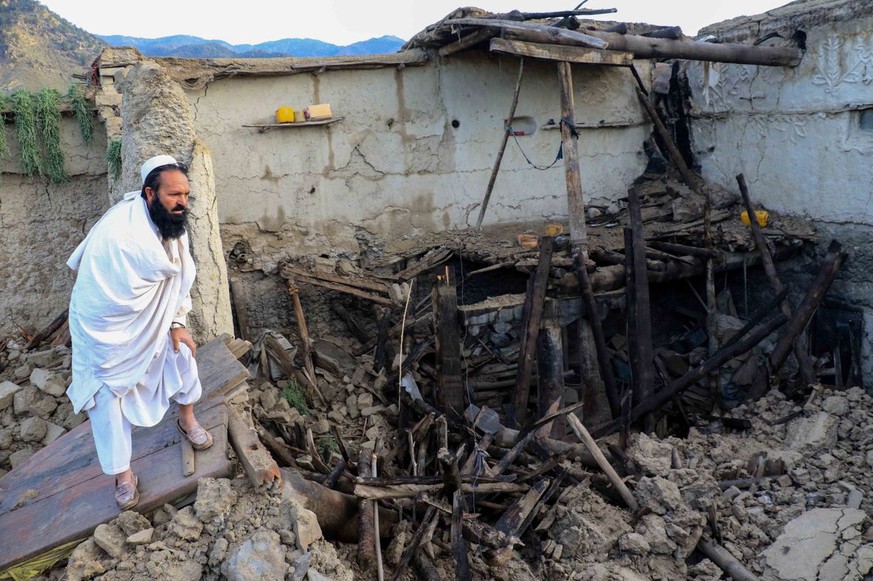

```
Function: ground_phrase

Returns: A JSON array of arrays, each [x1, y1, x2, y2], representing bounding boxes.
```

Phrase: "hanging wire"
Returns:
[[507, 118, 577, 171]]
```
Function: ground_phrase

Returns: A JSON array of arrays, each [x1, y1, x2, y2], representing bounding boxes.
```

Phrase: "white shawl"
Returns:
[[66, 191, 196, 413]]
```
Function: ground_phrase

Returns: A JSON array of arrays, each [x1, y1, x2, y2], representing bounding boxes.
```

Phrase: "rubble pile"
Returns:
[[0, 341, 85, 476], [3, 332, 873, 581]]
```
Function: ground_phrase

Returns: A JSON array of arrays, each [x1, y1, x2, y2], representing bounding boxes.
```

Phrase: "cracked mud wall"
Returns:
[[188, 53, 651, 276], [0, 117, 108, 336], [686, 6, 873, 389]]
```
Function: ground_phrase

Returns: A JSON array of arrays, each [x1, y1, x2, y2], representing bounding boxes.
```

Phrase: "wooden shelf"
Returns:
[[243, 117, 344, 133]]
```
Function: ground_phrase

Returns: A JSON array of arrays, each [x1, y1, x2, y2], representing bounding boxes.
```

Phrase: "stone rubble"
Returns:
[[2, 332, 873, 581]]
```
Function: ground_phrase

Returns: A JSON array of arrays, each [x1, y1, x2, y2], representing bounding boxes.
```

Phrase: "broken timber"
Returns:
[[0, 336, 250, 574]]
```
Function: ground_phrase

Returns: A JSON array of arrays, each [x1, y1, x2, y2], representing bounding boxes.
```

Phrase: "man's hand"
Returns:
[[170, 326, 197, 357]]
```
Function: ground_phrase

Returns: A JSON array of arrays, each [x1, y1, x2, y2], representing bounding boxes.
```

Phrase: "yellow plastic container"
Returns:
[[275, 107, 296, 123], [304, 103, 332, 121], [545, 223, 564, 237], [741, 210, 769, 227]]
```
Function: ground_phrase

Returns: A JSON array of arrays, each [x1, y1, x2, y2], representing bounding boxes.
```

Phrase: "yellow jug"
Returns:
[[275, 107, 295, 123]]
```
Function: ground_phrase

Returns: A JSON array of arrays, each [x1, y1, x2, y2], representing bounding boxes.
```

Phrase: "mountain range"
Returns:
[[96, 34, 405, 59], [0, 0, 405, 92]]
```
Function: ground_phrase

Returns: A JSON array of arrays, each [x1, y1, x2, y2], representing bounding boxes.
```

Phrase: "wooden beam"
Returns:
[[536, 317, 565, 438], [504, 28, 803, 66], [736, 173, 815, 386], [227, 405, 282, 489], [444, 18, 609, 49], [490, 38, 633, 66], [512, 238, 555, 425], [557, 61, 588, 253], [626, 189, 655, 431], [476, 58, 525, 230], [439, 29, 495, 57], [432, 267, 465, 419]]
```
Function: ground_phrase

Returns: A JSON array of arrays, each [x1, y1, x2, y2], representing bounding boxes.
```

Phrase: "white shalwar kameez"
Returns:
[[66, 190, 201, 475]]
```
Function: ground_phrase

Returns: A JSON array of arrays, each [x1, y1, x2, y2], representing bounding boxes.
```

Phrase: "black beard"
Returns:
[[148, 198, 188, 239]]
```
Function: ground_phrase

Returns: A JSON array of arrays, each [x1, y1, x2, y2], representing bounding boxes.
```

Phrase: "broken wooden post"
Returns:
[[451, 489, 473, 581], [575, 255, 621, 419], [536, 310, 565, 438], [736, 173, 815, 386], [25, 309, 68, 350], [697, 537, 760, 581], [286, 277, 326, 405], [229, 278, 250, 341], [486, 477, 552, 566], [749, 240, 846, 400], [227, 405, 282, 489], [476, 58, 525, 229], [626, 187, 655, 431], [512, 237, 555, 425], [567, 414, 639, 512], [432, 266, 465, 419]]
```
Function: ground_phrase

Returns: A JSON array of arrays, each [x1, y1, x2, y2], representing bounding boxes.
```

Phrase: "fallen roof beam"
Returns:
[[490, 38, 633, 66], [443, 18, 608, 50], [503, 28, 803, 66]]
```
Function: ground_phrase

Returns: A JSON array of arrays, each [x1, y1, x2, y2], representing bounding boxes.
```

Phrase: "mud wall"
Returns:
[[686, 4, 873, 388], [0, 117, 107, 336], [186, 53, 652, 272]]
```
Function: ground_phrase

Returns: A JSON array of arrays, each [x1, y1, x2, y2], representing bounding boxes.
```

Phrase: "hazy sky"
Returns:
[[39, 0, 791, 46]]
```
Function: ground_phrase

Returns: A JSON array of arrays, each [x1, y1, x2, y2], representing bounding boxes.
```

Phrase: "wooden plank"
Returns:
[[536, 316, 564, 438], [512, 238, 555, 425], [286, 273, 395, 306], [227, 405, 281, 488], [439, 29, 495, 57], [432, 267, 465, 419], [0, 419, 232, 572], [443, 18, 608, 50], [0, 401, 227, 516], [490, 38, 633, 66], [282, 264, 393, 294]]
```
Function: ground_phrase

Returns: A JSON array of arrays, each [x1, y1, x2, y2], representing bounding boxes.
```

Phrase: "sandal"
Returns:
[[115, 474, 139, 510], [177, 419, 214, 451]]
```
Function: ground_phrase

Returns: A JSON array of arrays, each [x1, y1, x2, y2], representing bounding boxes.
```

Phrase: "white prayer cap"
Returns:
[[140, 154, 179, 184]]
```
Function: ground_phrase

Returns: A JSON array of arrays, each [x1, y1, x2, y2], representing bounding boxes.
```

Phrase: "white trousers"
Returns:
[[86, 342, 202, 475]]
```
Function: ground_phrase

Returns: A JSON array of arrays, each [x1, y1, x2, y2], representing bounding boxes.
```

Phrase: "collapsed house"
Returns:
[[1, 0, 872, 579]]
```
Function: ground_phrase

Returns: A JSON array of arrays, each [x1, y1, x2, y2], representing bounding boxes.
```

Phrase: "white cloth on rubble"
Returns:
[[66, 190, 197, 418]]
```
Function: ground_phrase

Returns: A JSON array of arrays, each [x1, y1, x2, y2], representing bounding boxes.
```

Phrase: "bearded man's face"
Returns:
[[145, 169, 190, 239]]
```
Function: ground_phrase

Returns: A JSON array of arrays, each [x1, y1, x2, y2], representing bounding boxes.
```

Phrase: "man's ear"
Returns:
[[144, 186, 155, 203]]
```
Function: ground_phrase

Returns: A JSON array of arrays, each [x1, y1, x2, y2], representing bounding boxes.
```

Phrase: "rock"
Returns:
[[221, 528, 287, 581], [127, 528, 154, 545], [638, 515, 676, 554], [848, 490, 864, 510], [194, 477, 238, 524], [723, 485, 742, 500], [307, 570, 331, 581], [290, 501, 323, 551], [0, 381, 22, 411], [13, 363, 33, 381], [116, 510, 152, 536], [65, 538, 106, 581], [762, 508, 873, 581], [24, 348, 63, 368], [8, 448, 33, 468], [19, 416, 48, 443], [43, 421, 66, 445], [93, 523, 127, 559], [619, 532, 651, 554], [866, 450, 873, 469], [360, 405, 384, 417], [209, 537, 229, 567], [786, 412, 839, 450], [822, 395, 849, 416], [636, 476, 684, 515], [30, 368, 67, 397], [357, 393, 374, 409], [310, 418, 330, 435], [169, 506, 203, 540]]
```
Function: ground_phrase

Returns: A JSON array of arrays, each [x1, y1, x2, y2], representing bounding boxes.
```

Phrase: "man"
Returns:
[[67, 154, 212, 510]]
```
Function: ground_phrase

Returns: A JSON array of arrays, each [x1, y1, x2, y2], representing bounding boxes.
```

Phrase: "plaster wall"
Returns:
[[0, 117, 108, 335], [187, 53, 651, 270], [686, 13, 873, 388]]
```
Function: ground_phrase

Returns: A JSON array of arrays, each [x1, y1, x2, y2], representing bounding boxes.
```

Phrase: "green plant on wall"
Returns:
[[0, 94, 7, 164], [1, 84, 95, 182], [11, 91, 40, 178], [36, 89, 66, 184], [106, 138, 122, 179], [66, 84, 93, 145]]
